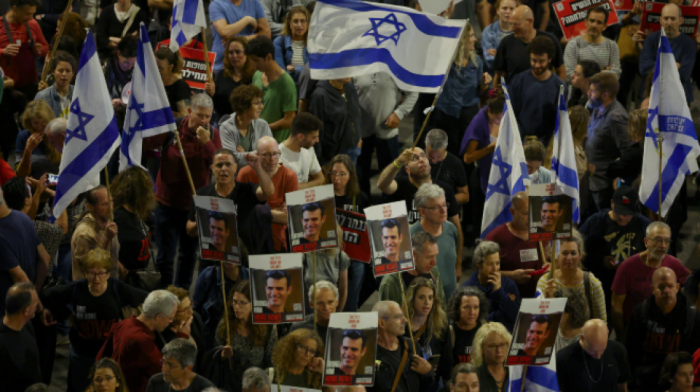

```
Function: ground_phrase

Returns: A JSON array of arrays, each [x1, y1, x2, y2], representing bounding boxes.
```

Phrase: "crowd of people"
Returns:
[[0, 0, 699, 391]]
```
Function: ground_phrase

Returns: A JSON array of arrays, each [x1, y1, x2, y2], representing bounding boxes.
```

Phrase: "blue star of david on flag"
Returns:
[[363, 13, 407, 45], [485, 147, 512, 199], [65, 99, 92, 144]]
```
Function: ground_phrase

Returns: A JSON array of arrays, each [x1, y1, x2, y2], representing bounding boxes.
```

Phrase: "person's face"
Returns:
[[340, 337, 367, 370], [478, 253, 500, 280], [294, 338, 318, 368], [382, 226, 402, 259], [524, 321, 550, 352], [498, 0, 517, 22], [585, 11, 607, 38], [426, 145, 446, 164], [175, 297, 193, 325], [660, 6, 683, 37], [245, 97, 264, 120], [92, 367, 120, 392], [266, 277, 291, 308], [290, 12, 309, 38], [228, 41, 247, 69], [482, 331, 509, 366], [189, 107, 214, 129], [156, 57, 173, 79], [258, 142, 281, 173], [314, 288, 338, 322], [526, 160, 541, 175], [530, 53, 551, 76], [232, 291, 252, 321], [406, 148, 430, 177], [209, 218, 230, 251], [451, 373, 480, 392], [117, 53, 136, 72], [88, 188, 111, 222], [645, 226, 672, 261], [588, 83, 604, 105], [610, 202, 633, 226], [459, 295, 481, 327], [162, 356, 186, 383], [540, 202, 562, 229], [653, 273, 680, 308], [414, 242, 438, 274], [329, 78, 351, 90], [47, 132, 65, 153], [380, 303, 407, 336], [155, 307, 177, 332], [468, 30, 477, 51], [671, 363, 694, 392], [87, 268, 110, 287], [53, 61, 74, 88], [330, 162, 350, 193], [558, 241, 581, 271], [571, 65, 589, 91], [421, 196, 448, 225], [302, 209, 325, 239], [31, 118, 48, 134], [249, 54, 269, 72], [413, 286, 435, 317], [212, 153, 237, 185], [12, 5, 36, 24], [299, 130, 320, 149]]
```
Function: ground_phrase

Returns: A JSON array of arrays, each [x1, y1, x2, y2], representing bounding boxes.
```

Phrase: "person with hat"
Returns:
[[579, 185, 652, 318]]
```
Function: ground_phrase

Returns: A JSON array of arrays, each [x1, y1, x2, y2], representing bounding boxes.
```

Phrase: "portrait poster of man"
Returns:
[[193, 195, 240, 263], [323, 312, 378, 386], [528, 183, 573, 241], [287, 184, 339, 253], [250, 253, 305, 324], [364, 202, 415, 277], [506, 298, 566, 366]]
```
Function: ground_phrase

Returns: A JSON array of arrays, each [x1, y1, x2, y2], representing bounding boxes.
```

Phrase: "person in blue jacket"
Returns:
[[273, 6, 309, 84]]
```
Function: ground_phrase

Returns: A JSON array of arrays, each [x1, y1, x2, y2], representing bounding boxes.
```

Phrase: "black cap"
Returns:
[[613, 186, 637, 216]]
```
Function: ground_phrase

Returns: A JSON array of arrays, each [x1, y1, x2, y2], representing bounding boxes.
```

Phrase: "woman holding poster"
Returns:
[[272, 329, 325, 389]]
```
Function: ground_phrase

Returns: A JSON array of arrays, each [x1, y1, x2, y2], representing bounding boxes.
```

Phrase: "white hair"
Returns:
[[142, 290, 180, 320], [372, 300, 399, 319], [308, 280, 339, 302], [45, 118, 68, 136], [646, 221, 671, 236], [190, 93, 214, 111], [242, 367, 270, 391], [415, 183, 446, 209]]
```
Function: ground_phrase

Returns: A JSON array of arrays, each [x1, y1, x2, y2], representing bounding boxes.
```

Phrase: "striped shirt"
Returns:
[[563, 36, 621, 81], [536, 272, 607, 322], [291, 40, 306, 67]]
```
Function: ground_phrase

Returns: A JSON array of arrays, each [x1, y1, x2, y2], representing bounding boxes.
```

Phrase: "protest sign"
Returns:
[[323, 312, 378, 386], [250, 253, 305, 324], [336, 209, 371, 262], [529, 183, 573, 242], [641, 2, 700, 35], [553, 0, 619, 40], [194, 196, 240, 263], [506, 298, 567, 366], [287, 185, 339, 253], [364, 202, 415, 277]]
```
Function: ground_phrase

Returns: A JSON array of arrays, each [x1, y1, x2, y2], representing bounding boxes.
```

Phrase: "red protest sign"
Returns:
[[336, 209, 371, 263], [611, 0, 634, 11], [155, 40, 216, 91], [641, 2, 700, 35], [553, 0, 619, 40]]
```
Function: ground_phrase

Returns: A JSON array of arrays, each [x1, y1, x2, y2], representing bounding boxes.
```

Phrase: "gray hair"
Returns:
[[308, 280, 339, 302], [411, 231, 437, 253], [142, 290, 180, 320], [242, 367, 270, 391], [45, 118, 68, 136], [162, 338, 197, 368], [474, 240, 500, 267], [554, 287, 589, 328], [415, 184, 446, 209], [373, 300, 399, 319], [557, 229, 586, 260], [646, 221, 671, 236], [190, 93, 214, 111], [426, 128, 448, 150], [449, 363, 478, 386]]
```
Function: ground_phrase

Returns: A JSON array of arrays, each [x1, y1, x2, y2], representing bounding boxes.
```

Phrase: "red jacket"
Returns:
[[0, 17, 47, 87]]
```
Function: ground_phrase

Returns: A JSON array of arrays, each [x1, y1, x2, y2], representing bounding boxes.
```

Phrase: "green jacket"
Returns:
[[378, 267, 447, 311]]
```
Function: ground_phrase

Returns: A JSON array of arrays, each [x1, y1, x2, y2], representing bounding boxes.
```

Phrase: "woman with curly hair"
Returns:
[[213, 37, 256, 118], [56, 12, 88, 55], [447, 286, 489, 365], [36, 51, 77, 118], [272, 328, 325, 389], [110, 167, 156, 272], [470, 322, 512, 391], [15, 100, 60, 177], [219, 85, 272, 166], [84, 358, 129, 392], [273, 6, 310, 83], [406, 276, 451, 388]]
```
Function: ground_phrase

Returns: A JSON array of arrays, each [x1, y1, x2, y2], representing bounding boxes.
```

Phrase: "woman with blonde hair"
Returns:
[[470, 322, 512, 391], [213, 37, 256, 119], [155, 47, 191, 118], [271, 328, 325, 389], [406, 276, 451, 387], [15, 100, 60, 177], [273, 6, 310, 83]]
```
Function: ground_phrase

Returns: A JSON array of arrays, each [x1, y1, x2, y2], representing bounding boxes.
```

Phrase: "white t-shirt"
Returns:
[[279, 144, 321, 184]]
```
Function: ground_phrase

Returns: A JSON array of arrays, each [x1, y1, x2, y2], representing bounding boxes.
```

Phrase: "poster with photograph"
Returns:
[[528, 183, 573, 242], [640, 2, 700, 35], [553, 0, 619, 40], [250, 253, 305, 324], [194, 195, 240, 264], [287, 185, 339, 253], [336, 208, 371, 263], [323, 312, 378, 386], [364, 202, 415, 277], [507, 298, 567, 366]]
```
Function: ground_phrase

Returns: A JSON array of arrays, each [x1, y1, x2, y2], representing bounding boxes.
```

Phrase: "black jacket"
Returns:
[[368, 337, 435, 392]]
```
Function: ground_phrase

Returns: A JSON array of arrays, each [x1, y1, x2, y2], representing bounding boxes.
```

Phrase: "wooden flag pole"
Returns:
[[313, 251, 318, 335], [412, 93, 440, 149], [399, 279, 417, 356], [658, 133, 663, 221], [550, 239, 557, 280], [41, 0, 74, 84], [220, 261, 232, 369], [200, 27, 213, 83], [173, 130, 198, 195], [520, 365, 528, 392]]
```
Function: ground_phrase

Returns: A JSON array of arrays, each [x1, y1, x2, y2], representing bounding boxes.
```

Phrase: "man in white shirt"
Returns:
[[280, 112, 325, 190]]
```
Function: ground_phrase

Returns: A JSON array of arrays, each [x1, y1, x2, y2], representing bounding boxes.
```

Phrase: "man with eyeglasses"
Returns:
[[147, 338, 215, 392], [625, 268, 700, 392], [238, 136, 299, 252], [377, 147, 463, 275], [290, 280, 338, 342], [280, 112, 324, 189], [611, 221, 690, 341]]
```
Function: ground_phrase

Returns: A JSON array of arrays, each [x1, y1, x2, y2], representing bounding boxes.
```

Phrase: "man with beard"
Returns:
[[510, 36, 567, 145], [146, 339, 215, 392], [263, 270, 293, 314], [207, 212, 230, 253], [516, 315, 551, 356], [334, 329, 369, 376], [563, 6, 622, 80], [536, 196, 564, 233], [280, 113, 324, 189], [299, 202, 326, 244]]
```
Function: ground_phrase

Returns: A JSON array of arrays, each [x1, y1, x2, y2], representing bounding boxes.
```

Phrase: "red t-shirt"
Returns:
[[485, 223, 544, 298], [0, 159, 16, 186], [0, 17, 47, 87], [611, 253, 690, 323]]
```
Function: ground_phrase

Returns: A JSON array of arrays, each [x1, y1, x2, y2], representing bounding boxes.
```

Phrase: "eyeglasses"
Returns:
[[93, 375, 117, 384], [411, 154, 427, 162], [260, 152, 282, 159], [232, 300, 250, 307], [424, 203, 449, 211], [330, 172, 349, 178], [485, 343, 509, 351], [647, 237, 672, 245], [87, 271, 109, 279], [297, 344, 317, 356]]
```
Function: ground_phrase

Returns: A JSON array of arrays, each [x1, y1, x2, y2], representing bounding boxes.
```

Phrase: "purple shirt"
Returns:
[[460, 106, 492, 194]]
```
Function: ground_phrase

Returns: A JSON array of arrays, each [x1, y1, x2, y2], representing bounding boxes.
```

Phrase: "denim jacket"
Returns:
[[274, 35, 308, 83], [35, 84, 74, 118]]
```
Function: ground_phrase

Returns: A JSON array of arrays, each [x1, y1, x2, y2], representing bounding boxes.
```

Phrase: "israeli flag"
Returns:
[[170, 0, 206, 51], [308, 0, 466, 93], [121, 23, 177, 172], [551, 86, 580, 223], [508, 359, 560, 392], [481, 83, 530, 239], [639, 28, 700, 217], [53, 33, 121, 218]]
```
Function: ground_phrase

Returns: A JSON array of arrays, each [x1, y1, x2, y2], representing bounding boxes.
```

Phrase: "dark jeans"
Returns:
[[155, 202, 198, 289], [358, 134, 400, 196], [68, 347, 95, 392], [344, 260, 366, 311]]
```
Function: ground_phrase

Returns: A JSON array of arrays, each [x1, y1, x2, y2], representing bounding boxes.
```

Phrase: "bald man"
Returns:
[[485, 192, 544, 297], [637, 3, 696, 103], [556, 319, 631, 392], [237, 136, 299, 252], [494, 6, 565, 86], [625, 268, 700, 392]]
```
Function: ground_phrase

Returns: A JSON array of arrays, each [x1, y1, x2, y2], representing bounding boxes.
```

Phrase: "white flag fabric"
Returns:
[[53, 33, 121, 218], [121, 23, 177, 172], [639, 28, 700, 217], [308, 0, 466, 93], [551, 86, 580, 223], [481, 84, 530, 238], [508, 357, 560, 392], [170, 0, 206, 51]]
